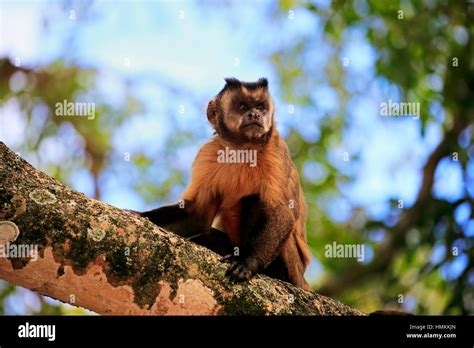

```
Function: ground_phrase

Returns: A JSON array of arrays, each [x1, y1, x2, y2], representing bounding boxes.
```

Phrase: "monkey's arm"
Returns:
[[225, 195, 293, 282]]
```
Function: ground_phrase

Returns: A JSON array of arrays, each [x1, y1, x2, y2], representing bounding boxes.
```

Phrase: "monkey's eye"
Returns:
[[257, 103, 266, 111], [238, 103, 248, 112]]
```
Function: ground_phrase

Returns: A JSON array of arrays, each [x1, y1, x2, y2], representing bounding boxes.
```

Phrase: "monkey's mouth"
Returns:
[[241, 122, 264, 130]]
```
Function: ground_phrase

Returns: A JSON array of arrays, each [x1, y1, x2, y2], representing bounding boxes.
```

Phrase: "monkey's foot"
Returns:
[[225, 259, 254, 282]]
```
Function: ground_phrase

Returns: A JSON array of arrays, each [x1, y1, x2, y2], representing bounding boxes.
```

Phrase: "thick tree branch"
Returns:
[[0, 142, 364, 315]]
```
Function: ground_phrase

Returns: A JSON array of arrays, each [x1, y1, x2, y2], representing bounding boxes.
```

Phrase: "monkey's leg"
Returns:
[[141, 202, 233, 254], [224, 195, 293, 283], [139, 200, 217, 239], [190, 228, 234, 256]]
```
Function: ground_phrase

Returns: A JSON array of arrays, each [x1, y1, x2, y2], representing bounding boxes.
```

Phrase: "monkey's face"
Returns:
[[226, 91, 273, 140], [207, 78, 275, 144]]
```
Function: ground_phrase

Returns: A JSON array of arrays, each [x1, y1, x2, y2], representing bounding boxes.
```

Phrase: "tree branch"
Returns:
[[0, 142, 364, 315]]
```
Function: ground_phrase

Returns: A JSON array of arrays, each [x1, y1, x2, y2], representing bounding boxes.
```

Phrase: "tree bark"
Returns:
[[0, 142, 364, 316]]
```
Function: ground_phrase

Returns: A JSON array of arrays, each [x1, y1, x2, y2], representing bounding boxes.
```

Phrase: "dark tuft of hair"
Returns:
[[217, 77, 269, 96], [224, 77, 242, 88], [254, 77, 268, 88]]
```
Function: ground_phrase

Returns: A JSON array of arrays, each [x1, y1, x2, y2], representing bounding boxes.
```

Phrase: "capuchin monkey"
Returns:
[[137, 78, 311, 290]]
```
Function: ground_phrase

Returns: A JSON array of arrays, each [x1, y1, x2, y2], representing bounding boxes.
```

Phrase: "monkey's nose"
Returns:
[[248, 111, 261, 120]]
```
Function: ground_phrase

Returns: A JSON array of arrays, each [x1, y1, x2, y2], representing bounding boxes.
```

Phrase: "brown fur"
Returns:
[[182, 120, 311, 289], [140, 78, 311, 290]]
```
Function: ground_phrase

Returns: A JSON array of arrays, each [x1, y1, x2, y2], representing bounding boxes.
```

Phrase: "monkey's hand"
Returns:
[[222, 255, 256, 282]]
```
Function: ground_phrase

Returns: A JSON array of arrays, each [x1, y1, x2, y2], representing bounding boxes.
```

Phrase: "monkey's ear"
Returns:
[[207, 98, 218, 126]]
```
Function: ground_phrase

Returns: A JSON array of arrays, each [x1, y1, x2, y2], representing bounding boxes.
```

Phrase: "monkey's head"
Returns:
[[207, 77, 275, 145]]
